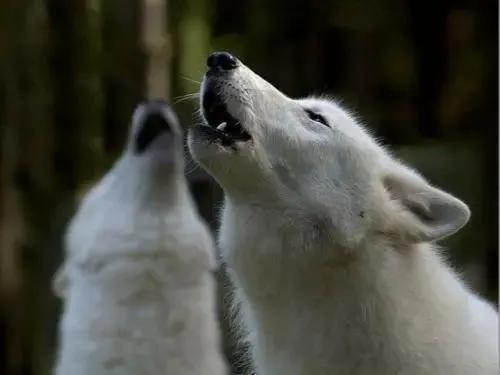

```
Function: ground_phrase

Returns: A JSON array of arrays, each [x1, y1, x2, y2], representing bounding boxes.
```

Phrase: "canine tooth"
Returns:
[[217, 122, 227, 131]]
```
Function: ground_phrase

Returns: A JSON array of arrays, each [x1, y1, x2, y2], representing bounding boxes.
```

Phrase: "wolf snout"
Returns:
[[207, 51, 239, 72], [133, 100, 180, 153]]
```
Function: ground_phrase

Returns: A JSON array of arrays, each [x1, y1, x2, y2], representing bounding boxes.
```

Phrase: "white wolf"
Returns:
[[188, 52, 498, 375], [54, 101, 227, 375]]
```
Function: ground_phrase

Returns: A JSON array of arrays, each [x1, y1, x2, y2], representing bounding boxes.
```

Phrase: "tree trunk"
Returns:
[[143, 0, 171, 99], [0, 0, 55, 373]]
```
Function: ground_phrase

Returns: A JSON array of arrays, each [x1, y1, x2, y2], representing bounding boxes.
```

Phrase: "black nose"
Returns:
[[206, 51, 238, 71]]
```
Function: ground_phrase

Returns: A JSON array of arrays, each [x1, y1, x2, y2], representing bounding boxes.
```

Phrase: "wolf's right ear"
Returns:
[[382, 164, 470, 243]]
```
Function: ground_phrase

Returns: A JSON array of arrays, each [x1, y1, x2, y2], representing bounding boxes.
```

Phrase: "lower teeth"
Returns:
[[216, 122, 227, 131]]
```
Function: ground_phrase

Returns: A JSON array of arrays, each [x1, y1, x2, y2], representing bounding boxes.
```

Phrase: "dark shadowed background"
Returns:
[[0, 1, 498, 374]]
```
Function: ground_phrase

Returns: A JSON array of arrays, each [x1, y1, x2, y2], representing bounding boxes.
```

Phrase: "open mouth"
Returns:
[[202, 88, 251, 143]]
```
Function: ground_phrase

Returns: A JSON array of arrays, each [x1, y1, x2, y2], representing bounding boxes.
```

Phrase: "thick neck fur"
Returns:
[[220, 201, 498, 375], [112, 155, 188, 208], [55, 145, 226, 375], [66, 154, 201, 266]]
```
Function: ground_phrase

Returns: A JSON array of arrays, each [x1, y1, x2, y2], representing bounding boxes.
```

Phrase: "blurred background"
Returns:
[[0, 0, 497, 374]]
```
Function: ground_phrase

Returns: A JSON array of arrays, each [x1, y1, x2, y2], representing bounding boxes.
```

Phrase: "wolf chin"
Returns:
[[188, 52, 498, 375]]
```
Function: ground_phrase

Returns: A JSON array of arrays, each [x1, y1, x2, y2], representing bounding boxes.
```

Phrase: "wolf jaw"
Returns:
[[188, 52, 498, 375], [201, 82, 251, 144]]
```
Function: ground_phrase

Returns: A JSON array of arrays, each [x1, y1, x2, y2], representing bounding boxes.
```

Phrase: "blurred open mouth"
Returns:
[[201, 86, 251, 144]]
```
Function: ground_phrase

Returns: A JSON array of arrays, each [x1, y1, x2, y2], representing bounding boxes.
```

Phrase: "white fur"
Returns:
[[188, 59, 498, 375], [54, 103, 227, 375]]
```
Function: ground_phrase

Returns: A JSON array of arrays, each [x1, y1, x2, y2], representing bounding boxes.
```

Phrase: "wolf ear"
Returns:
[[382, 165, 470, 243]]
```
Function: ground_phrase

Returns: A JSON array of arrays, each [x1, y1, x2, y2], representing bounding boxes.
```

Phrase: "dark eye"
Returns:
[[305, 109, 329, 127]]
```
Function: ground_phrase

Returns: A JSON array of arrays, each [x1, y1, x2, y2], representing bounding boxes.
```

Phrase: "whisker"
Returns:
[[244, 88, 275, 93], [180, 75, 202, 85], [184, 154, 201, 177], [192, 107, 204, 120], [185, 163, 201, 177], [172, 92, 199, 105]]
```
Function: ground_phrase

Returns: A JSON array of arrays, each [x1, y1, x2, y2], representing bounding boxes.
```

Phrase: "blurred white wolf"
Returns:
[[54, 101, 227, 375], [189, 52, 498, 375]]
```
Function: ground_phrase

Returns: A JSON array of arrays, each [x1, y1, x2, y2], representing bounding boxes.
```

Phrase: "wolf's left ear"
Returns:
[[382, 164, 470, 243]]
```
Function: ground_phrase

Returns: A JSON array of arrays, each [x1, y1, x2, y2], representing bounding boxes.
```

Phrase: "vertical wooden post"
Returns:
[[142, 0, 170, 99]]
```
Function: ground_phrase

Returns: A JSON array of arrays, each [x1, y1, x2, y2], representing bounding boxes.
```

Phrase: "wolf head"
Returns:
[[86, 100, 184, 207], [128, 99, 184, 170], [66, 101, 188, 261], [188, 52, 470, 248]]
